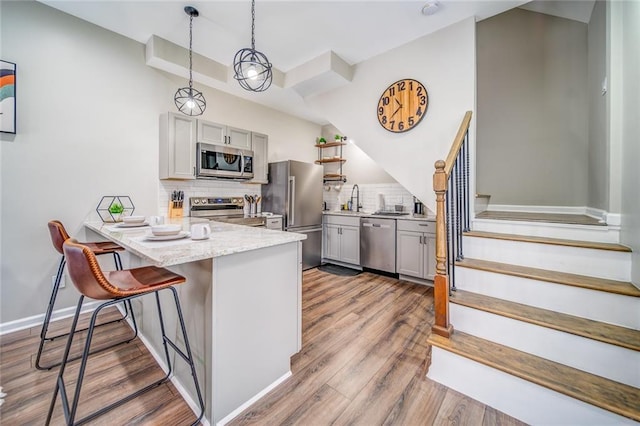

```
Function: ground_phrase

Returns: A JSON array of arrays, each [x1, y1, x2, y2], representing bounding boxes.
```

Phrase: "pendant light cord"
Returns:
[[251, 0, 256, 50], [189, 12, 194, 89]]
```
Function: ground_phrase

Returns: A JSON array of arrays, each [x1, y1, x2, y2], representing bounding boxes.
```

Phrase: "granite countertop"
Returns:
[[323, 211, 435, 221], [85, 217, 306, 267]]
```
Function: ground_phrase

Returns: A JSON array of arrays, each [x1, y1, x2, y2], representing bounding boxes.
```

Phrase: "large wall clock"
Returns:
[[376, 78, 428, 133]]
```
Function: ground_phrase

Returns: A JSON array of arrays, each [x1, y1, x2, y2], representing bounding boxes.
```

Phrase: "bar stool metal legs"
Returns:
[[35, 250, 136, 371], [46, 287, 204, 425]]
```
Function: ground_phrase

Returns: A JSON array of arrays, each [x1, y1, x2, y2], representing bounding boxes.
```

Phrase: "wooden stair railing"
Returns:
[[432, 111, 473, 338]]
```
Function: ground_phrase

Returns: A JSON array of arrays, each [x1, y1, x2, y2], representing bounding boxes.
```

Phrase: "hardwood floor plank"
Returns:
[[279, 384, 351, 425], [434, 388, 487, 426], [483, 405, 528, 426], [382, 377, 447, 426]]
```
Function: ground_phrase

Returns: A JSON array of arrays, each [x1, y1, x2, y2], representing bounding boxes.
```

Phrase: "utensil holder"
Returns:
[[168, 201, 183, 218]]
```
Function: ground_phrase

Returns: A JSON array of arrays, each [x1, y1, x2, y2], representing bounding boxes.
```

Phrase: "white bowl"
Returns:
[[151, 224, 181, 236], [123, 215, 146, 224]]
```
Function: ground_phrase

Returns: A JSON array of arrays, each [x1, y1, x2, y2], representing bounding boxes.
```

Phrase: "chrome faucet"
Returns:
[[350, 184, 360, 212]]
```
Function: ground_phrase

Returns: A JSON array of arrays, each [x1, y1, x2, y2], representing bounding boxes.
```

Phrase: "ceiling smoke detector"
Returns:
[[421, 1, 440, 16]]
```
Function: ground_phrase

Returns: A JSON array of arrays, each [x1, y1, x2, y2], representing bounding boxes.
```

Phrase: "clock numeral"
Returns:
[[381, 116, 387, 124], [420, 95, 426, 105], [388, 87, 395, 96], [397, 81, 406, 91], [378, 106, 384, 116], [382, 96, 390, 106], [398, 121, 405, 131], [409, 81, 413, 91], [408, 116, 415, 126], [390, 120, 395, 130], [417, 87, 423, 96], [416, 107, 423, 117]]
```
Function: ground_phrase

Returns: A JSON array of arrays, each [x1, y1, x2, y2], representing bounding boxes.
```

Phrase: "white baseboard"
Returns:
[[216, 371, 292, 426], [0, 300, 102, 336]]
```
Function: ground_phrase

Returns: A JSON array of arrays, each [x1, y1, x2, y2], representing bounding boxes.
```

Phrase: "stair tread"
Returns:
[[428, 331, 640, 422], [475, 210, 606, 226], [464, 230, 631, 252], [456, 258, 640, 297], [450, 290, 640, 351]]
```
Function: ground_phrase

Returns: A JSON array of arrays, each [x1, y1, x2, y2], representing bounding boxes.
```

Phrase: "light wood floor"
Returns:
[[0, 269, 525, 425]]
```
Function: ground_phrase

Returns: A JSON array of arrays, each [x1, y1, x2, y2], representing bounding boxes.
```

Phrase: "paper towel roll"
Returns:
[[377, 193, 385, 212]]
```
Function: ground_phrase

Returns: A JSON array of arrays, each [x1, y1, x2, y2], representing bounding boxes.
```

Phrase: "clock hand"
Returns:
[[390, 107, 401, 119], [395, 99, 402, 107]]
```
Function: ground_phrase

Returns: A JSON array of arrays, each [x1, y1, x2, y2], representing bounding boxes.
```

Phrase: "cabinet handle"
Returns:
[[419, 235, 423, 244], [228, 136, 232, 144]]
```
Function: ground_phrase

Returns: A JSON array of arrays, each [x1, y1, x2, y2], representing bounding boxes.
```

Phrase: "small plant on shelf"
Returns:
[[334, 134, 342, 142], [318, 137, 326, 144], [108, 202, 125, 222]]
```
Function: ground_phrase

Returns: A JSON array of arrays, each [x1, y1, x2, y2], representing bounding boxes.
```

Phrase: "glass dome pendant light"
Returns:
[[233, 0, 273, 92], [174, 6, 206, 116]]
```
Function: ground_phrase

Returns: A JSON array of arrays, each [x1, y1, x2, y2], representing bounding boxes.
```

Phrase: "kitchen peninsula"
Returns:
[[84, 218, 305, 425]]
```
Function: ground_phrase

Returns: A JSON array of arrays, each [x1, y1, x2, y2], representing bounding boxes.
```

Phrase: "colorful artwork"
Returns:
[[1, 60, 16, 134]]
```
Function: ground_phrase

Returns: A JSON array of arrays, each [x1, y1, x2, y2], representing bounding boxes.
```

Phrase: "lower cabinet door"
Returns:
[[397, 231, 424, 278], [323, 224, 340, 260], [339, 226, 360, 265]]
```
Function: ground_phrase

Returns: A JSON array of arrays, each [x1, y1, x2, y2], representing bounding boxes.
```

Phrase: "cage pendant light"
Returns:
[[174, 6, 206, 116], [233, 0, 273, 92]]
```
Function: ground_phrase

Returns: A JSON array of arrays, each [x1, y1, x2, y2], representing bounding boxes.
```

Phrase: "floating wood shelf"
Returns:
[[315, 158, 347, 164], [323, 173, 347, 182], [315, 142, 346, 148]]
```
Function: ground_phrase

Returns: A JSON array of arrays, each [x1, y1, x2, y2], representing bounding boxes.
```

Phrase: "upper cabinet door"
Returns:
[[227, 126, 252, 149], [159, 112, 196, 180], [250, 132, 268, 184], [197, 120, 225, 145]]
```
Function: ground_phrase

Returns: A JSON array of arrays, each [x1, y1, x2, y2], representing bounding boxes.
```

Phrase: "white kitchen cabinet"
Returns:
[[396, 220, 436, 281], [159, 112, 196, 180], [250, 132, 268, 184], [197, 120, 252, 149], [322, 215, 360, 266]]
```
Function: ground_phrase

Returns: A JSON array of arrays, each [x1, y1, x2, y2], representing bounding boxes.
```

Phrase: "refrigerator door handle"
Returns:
[[289, 175, 295, 226]]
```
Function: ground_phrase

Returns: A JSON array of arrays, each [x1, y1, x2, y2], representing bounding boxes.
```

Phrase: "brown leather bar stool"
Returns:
[[46, 239, 204, 426], [36, 220, 133, 370]]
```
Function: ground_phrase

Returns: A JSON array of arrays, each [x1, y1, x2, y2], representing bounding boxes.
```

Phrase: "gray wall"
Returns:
[[618, 0, 640, 287], [588, 1, 608, 211], [476, 8, 589, 207]]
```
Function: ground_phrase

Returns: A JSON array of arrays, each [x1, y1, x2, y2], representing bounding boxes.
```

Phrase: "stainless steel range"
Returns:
[[189, 197, 266, 227]]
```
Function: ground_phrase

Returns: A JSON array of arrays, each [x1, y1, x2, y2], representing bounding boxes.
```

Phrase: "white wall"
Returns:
[[320, 124, 397, 186], [306, 18, 476, 212], [476, 8, 589, 207], [617, 0, 640, 287], [587, 0, 608, 211], [0, 1, 319, 324]]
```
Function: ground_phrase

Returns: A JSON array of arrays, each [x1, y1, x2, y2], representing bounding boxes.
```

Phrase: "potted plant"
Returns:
[[318, 137, 326, 144], [109, 201, 125, 222], [334, 134, 342, 142]]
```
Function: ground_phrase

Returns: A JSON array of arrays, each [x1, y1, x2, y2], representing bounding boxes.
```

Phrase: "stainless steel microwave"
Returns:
[[196, 143, 254, 180]]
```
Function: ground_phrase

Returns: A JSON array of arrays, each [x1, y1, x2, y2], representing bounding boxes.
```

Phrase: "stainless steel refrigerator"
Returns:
[[262, 160, 323, 270]]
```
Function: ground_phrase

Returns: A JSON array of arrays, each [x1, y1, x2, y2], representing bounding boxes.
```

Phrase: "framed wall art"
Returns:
[[1, 60, 16, 134]]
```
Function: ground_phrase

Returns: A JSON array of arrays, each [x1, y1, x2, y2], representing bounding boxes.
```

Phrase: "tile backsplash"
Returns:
[[323, 183, 431, 214], [159, 180, 261, 216]]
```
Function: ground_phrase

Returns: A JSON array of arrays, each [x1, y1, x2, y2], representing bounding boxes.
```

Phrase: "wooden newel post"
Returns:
[[432, 160, 453, 338]]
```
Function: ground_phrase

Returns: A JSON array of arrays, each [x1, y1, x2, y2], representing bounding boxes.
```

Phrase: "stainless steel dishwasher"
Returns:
[[360, 217, 397, 273]]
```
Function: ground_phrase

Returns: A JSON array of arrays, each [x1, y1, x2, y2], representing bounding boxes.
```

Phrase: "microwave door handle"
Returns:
[[289, 176, 295, 226], [240, 154, 245, 177]]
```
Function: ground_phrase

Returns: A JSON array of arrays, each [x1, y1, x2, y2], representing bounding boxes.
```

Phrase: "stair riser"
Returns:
[[463, 236, 631, 281], [472, 218, 620, 243], [428, 347, 638, 425], [450, 304, 640, 387], [454, 267, 640, 329]]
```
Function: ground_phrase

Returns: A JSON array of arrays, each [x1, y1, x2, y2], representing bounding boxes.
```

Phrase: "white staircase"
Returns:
[[427, 218, 640, 425]]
